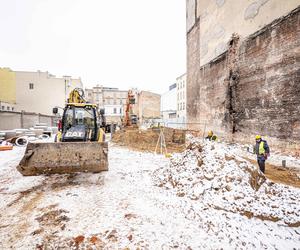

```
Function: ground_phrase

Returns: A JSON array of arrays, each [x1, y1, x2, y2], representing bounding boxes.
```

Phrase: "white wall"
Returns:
[[0, 101, 16, 112], [104, 105, 124, 116], [176, 74, 186, 120], [161, 86, 177, 112], [15, 71, 82, 115], [190, 0, 300, 66]]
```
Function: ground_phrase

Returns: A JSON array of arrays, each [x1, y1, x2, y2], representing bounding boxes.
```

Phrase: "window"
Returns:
[[12, 107, 14, 111], [7, 106, 10, 111], [62, 106, 96, 139], [1, 106, 4, 110], [29, 83, 34, 89], [169, 113, 176, 119], [119, 99, 122, 105], [119, 108, 122, 114], [113, 108, 117, 114], [183, 102, 185, 110]]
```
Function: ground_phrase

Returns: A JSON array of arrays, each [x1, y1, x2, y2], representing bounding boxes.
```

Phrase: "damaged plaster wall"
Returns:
[[187, 4, 300, 153], [186, 19, 201, 128], [234, 8, 300, 152], [197, 0, 300, 66]]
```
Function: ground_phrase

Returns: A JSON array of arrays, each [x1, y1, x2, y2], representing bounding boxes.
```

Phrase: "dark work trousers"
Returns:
[[257, 158, 265, 173]]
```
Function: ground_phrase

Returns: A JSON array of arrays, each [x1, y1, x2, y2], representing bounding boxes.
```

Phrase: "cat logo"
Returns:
[[65, 131, 84, 137]]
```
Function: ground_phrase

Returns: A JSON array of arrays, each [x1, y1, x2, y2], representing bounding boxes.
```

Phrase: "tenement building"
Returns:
[[186, 0, 300, 153]]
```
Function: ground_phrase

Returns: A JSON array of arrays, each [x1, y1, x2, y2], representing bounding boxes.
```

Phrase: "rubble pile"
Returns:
[[153, 138, 300, 226]]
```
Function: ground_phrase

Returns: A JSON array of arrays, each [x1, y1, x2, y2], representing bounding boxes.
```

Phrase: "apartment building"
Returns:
[[0, 68, 82, 115], [0, 68, 16, 111], [176, 73, 186, 124], [160, 75, 186, 129], [187, 0, 300, 151], [161, 83, 177, 126], [85, 85, 128, 124]]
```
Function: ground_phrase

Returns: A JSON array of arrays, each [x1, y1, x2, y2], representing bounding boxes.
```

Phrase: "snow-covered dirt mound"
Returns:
[[153, 139, 300, 227]]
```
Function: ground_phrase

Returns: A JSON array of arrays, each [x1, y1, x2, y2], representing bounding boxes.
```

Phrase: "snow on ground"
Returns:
[[0, 140, 299, 249], [153, 138, 300, 225]]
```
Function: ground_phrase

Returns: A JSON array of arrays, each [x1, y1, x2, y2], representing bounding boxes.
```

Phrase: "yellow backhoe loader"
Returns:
[[17, 88, 108, 176]]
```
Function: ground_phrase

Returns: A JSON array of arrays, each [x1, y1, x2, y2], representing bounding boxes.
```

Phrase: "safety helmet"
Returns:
[[255, 135, 261, 140], [208, 130, 213, 136]]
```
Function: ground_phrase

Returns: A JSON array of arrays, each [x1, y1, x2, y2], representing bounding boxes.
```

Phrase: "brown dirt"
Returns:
[[90, 236, 99, 244], [124, 213, 137, 220], [7, 183, 44, 207], [74, 235, 85, 245], [213, 205, 300, 227], [243, 157, 300, 188], [7, 187, 45, 243], [241, 211, 280, 223], [112, 128, 186, 153], [36, 209, 70, 228]]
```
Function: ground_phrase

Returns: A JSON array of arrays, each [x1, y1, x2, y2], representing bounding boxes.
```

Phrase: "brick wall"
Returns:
[[186, 20, 200, 126], [187, 6, 300, 153]]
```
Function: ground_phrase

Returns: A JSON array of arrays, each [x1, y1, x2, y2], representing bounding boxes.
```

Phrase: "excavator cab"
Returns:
[[60, 104, 98, 142], [17, 88, 108, 176]]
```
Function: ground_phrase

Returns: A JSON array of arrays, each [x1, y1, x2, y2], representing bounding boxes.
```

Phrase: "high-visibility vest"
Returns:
[[259, 141, 265, 155], [98, 128, 105, 142]]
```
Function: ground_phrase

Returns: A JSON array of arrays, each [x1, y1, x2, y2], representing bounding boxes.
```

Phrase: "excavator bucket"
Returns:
[[17, 142, 108, 176]]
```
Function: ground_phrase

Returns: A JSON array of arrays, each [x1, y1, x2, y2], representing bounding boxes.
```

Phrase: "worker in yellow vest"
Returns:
[[206, 130, 217, 141], [254, 135, 270, 173]]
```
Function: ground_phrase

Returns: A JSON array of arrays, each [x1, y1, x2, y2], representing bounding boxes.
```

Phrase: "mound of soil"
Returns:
[[112, 128, 186, 153]]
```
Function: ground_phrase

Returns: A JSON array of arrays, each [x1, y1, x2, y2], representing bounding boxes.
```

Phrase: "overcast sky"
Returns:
[[0, 0, 186, 94]]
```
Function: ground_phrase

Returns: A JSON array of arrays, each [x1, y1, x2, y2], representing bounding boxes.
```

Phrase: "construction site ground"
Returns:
[[112, 127, 186, 153], [0, 133, 300, 249]]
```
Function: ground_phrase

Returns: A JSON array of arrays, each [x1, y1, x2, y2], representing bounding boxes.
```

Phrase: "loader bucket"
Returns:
[[17, 142, 108, 176]]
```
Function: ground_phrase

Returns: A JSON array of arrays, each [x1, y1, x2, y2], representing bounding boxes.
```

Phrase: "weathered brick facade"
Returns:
[[186, 20, 200, 127], [187, 6, 300, 153]]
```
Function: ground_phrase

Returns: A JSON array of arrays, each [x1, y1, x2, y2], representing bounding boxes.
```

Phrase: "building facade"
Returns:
[[160, 74, 187, 129], [0, 68, 16, 111], [176, 73, 187, 125], [0, 68, 82, 115], [85, 85, 127, 124], [161, 83, 177, 127], [136, 91, 161, 124], [186, 0, 300, 153]]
